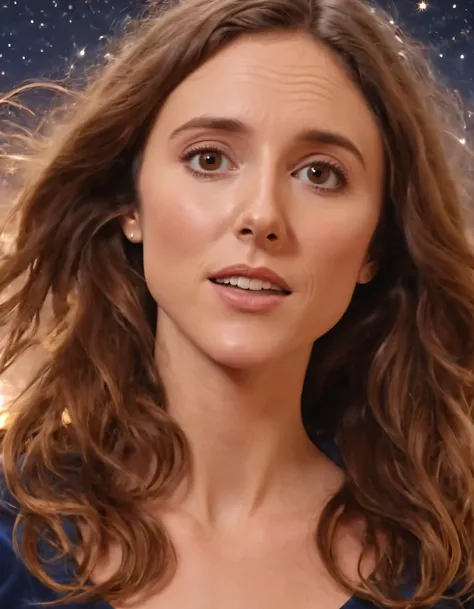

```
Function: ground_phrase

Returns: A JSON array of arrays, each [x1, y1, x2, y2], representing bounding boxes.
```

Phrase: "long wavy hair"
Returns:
[[1, 0, 474, 606]]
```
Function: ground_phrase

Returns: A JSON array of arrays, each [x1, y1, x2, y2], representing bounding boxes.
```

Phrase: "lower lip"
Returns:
[[210, 281, 289, 313]]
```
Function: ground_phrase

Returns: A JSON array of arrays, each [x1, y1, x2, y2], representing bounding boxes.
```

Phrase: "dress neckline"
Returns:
[[90, 436, 362, 609]]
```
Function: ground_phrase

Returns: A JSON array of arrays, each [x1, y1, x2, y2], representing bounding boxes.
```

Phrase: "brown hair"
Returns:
[[1, 0, 474, 606]]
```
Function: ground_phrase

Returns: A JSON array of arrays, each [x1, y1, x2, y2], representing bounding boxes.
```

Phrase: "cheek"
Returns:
[[142, 187, 203, 255], [320, 224, 370, 275], [300, 209, 377, 319], [312, 202, 378, 274], [137, 171, 219, 301], [140, 171, 215, 262]]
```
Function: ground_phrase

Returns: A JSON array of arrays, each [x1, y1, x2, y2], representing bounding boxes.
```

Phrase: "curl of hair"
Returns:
[[1, 0, 474, 606]]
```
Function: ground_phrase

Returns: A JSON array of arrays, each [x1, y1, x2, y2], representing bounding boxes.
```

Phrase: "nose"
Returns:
[[232, 164, 290, 251]]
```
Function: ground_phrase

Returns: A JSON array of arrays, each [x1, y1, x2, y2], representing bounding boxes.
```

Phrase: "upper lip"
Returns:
[[209, 264, 292, 293]]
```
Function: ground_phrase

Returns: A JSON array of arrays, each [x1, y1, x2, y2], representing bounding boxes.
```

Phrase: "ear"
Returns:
[[120, 209, 142, 244], [357, 260, 377, 285]]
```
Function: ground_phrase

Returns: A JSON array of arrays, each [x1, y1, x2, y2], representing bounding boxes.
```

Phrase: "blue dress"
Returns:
[[0, 440, 468, 608]]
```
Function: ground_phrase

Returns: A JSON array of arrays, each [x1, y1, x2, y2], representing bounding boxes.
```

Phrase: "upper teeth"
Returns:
[[214, 276, 283, 292]]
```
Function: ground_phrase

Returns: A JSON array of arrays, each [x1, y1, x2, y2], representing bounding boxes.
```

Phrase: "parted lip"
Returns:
[[209, 264, 292, 293]]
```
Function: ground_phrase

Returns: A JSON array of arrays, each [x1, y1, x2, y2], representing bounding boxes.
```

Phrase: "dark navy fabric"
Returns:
[[0, 442, 471, 608]]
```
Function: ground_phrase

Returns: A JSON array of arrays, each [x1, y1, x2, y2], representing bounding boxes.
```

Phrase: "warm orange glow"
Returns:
[[0, 381, 71, 429], [0, 411, 9, 430], [0, 381, 13, 430], [62, 409, 71, 426]]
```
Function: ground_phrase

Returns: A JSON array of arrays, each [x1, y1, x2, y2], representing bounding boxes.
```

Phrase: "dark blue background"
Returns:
[[1, 1, 473, 127]]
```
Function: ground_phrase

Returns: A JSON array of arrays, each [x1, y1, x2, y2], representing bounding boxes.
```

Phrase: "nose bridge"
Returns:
[[231, 139, 292, 250], [242, 145, 285, 227]]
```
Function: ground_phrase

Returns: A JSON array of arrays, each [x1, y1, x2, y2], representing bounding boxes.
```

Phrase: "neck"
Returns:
[[154, 313, 328, 532]]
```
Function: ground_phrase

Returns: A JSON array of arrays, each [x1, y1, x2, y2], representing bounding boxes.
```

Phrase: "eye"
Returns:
[[184, 147, 232, 174], [293, 161, 347, 192]]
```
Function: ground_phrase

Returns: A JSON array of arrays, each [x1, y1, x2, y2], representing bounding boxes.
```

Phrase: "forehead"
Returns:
[[156, 32, 382, 158]]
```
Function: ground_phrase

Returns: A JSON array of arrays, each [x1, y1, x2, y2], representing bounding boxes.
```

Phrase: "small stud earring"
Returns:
[[130, 232, 135, 241]]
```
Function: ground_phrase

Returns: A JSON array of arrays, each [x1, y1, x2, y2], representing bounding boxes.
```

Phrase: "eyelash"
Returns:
[[181, 145, 232, 178], [180, 145, 349, 192]]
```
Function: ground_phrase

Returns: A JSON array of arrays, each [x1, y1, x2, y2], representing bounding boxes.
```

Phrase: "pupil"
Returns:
[[310, 166, 324, 180], [200, 152, 220, 170]]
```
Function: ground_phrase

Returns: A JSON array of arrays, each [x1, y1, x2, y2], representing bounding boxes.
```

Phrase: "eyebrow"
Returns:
[[169, 116, 366, 169]]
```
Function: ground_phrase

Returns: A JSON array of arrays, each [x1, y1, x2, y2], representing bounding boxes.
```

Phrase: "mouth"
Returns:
[[208, 264, 293, 296], [208, 265, 293, 314], [209, 277, 291, 296]]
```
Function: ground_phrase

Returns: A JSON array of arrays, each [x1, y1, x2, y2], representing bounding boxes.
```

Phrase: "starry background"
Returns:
[[0, 0, 473, 126]]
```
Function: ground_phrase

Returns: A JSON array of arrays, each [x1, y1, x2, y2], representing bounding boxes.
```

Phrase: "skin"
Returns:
[[115, 31, 385, 608]]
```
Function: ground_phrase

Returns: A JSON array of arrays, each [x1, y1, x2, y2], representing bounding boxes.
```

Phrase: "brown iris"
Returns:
[[306, 163, 331, 185], [198, 151, 223, 171]]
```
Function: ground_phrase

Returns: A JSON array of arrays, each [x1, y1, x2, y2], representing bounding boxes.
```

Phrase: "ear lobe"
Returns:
[[120, 210, 142, 243], [358, 261, 377, 285]]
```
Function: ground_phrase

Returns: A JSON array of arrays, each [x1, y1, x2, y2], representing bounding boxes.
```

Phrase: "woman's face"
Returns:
[[133, 32, 385, 368]]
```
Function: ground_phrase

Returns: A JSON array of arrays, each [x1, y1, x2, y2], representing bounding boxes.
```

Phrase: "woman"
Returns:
[[1, 0, 473, 607]]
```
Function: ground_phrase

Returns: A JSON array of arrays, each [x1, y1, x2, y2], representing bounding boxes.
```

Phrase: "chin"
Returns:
[[155, 307, 303, 371], [199, 333, 288, 370], [210, 351, 270, 371]]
